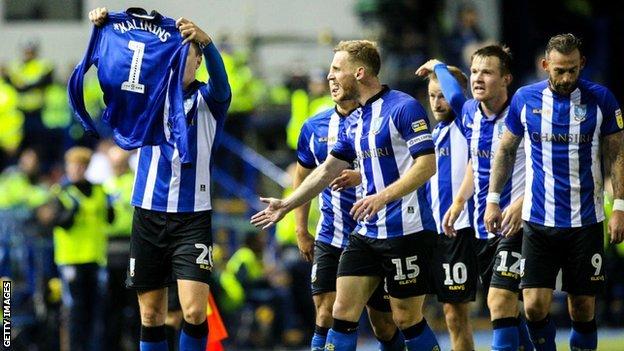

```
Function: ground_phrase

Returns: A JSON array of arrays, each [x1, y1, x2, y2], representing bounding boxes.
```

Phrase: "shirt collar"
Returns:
[[362, 85, 390, 106]]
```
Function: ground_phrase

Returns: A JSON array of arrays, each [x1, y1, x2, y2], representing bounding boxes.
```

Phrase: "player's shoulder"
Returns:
[[385, 89, 426, 116], [578, 79, 616, 104], [386, 89, 421, 106], [462, 99, 480, 114], [308, 107, 336, 124], [516, 80, 549, 98], [303, 106, 335, 130]]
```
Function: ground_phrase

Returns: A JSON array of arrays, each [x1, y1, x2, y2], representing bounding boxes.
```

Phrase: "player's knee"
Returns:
[[371, 321, 396, 342], [443, 304, 467, 333], [568, 296, 595, 321], [316, 305, 333, 327], [391, 310, 422, 330], [487, 289, 517, 318], [183, 305, 207, 325], [332, 299, 357, 321], [141, 309, 166, 326], [524, 300, 549, 321]]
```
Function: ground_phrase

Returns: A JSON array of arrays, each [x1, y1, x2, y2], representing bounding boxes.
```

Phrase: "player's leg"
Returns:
[[177, 280, 210, 350], [443, 303, 473, 351], [310, 241, 341, 350], [170, 210, 214, 351], [326, 234, 382, 351], [312, 292, 335, 350], [367, 284, 404, 351], [488, 232, 525, 351], [432, 229, 479, 351], [165, 285, 183, 351], [137, 288, 169, 351], [384, 231, 439, 351], [563, 222, 605, 351], [521, 222, 562, 351], [523, 288, 554, 351], [127, 208, 174, 351]]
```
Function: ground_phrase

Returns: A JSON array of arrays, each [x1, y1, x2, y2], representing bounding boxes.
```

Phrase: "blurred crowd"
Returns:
[[1, 1, 624, 350]]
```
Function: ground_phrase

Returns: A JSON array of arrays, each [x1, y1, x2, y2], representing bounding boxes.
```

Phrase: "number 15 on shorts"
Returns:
[[391, 255, 420, 285]]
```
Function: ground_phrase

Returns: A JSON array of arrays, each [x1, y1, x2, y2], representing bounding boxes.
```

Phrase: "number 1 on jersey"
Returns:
[[121, 40, 146, 94]]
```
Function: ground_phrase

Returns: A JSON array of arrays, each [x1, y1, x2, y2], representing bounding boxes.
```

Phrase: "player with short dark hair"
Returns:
[[442, 45, 534, 351], [252, 40, 440, 351], [88, 7, 231, 351], [486, 33, 624, 351]]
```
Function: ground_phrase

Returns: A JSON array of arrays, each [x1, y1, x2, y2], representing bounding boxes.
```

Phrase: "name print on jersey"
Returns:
[[113, 19, 171, 42]]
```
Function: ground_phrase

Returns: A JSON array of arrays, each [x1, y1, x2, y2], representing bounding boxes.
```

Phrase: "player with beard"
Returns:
[[486, 33, 624, 351], [295, 80, 404, 351], [253, 40, 440, 351]]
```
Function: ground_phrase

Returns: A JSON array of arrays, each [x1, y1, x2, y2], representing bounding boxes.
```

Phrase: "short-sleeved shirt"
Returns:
[[427, 117, 472, 234], [463, 99, 525, 239], [297, 107, 358, 249], [331, 86, 436, 238], [506, 79, 623, 227]]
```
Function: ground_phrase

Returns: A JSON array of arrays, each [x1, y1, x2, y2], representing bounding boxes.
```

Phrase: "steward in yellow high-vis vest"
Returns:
[[49, 146, 113, 350]]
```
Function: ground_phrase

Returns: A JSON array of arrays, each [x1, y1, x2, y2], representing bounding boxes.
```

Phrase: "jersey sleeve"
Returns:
[[505, 91, 525, 136], [393, 99, 434, 158], [599, 88, 623, 136], [67, 25, 102, 138], [296, 122, 316, 169], [330, 126, 356, 163], [434, 63, 467, 117]]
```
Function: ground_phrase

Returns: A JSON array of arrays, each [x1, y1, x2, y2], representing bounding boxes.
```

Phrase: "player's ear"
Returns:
[[541, 57, 549, 72], [354, 66, 365, 81], [579, 55, 586, 70]]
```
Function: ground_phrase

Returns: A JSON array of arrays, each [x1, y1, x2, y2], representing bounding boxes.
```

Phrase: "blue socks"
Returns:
[[311, 325, 329, 351], [403, 319, 439, 351], [179, 320, 208, 351], [527, 315, 556, 351], [518, 316, 535, 351], [570, 319, 597, 351], [378, 329, 405, 351], [325, 319, 358, 351], [140, 325, 168, 351], [492, 318, 519, 351]]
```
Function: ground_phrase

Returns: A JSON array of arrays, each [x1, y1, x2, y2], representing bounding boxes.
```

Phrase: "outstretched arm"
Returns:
[[251, 155, 350, 229]]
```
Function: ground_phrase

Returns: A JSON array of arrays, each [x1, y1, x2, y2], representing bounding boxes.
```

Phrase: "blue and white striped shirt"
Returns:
[[463, 100, 525, 238], [428, 118, 472, 234], [297, 107, 357, 249], [331, 87, 437, 238], [426, 64, 472, 235], [131, 81, 230, 212], [506, 79, 623, 227]]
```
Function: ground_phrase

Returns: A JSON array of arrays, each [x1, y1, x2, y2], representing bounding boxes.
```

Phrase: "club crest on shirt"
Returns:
[[497, 121, 506, 139], [573, 104, 587, 122], [616, 109, 623, 129], [370, 117, 383, 134], [411, 119, 428, 133]]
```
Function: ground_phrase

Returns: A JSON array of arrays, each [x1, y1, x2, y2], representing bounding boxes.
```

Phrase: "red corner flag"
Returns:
[[206, 292, 228, 351]]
